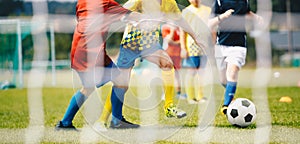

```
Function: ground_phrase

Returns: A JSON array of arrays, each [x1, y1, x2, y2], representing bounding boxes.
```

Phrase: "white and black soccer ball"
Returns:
[[226, 98, 257, 127]]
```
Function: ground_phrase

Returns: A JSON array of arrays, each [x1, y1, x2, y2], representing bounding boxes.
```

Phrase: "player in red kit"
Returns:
[[56, 0, 142, 130]]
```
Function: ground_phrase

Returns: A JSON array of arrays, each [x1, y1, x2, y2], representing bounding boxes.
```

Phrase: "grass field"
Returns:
[[0, 68, 300, 143], [0, 86, 300, 143]]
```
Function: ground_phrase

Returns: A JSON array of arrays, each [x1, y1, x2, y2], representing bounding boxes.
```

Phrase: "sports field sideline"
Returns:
[[12, 67, 300, 88]]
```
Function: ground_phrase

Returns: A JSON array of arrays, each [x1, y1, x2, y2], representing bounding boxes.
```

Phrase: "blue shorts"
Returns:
[[182, 56, 207, 68], [77, 62, 120, 88], [117, 43, 162, 68]]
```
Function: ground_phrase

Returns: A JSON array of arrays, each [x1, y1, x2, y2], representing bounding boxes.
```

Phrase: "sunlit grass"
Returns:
[[0, 86, 299, 129]]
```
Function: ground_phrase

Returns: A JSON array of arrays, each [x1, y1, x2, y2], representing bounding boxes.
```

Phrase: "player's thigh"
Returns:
[[145, 50, 173, 69], [112, 68, 132, 88], [214, 57, 227, 84], [77, 71, 96, 96]]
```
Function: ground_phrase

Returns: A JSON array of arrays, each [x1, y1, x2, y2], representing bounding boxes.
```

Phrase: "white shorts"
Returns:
[[215, 45, 247, 70]]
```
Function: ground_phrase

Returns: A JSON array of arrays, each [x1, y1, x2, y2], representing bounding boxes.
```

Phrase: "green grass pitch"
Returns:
[[0, 85, 299, 143]]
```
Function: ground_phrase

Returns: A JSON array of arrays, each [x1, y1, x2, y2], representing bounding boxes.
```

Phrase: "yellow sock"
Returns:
[[185, 74, 195, 101], [195, 86, 203, 100], [195, 74, 203, 100], [161, 68, 175, 109], [97, 86, 112, 124]]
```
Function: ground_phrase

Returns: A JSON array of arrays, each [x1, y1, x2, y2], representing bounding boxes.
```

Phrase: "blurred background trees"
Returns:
[[0, 0, 299, 67]]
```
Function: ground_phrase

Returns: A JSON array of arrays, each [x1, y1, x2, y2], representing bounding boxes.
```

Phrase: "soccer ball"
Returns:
[[226, 98, 257, 127]]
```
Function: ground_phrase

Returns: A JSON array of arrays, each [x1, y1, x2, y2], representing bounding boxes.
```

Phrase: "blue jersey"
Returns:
[[214, 0, 250, 47]]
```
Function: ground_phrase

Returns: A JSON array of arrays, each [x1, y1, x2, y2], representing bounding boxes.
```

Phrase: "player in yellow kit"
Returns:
[[93, 0, 204, 130], [180, 0, 211, 104]]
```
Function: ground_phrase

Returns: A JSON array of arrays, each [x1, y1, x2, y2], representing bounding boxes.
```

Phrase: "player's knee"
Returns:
[[114, 85, 129, 90], [159, 60, 173, 70], [227, 69, 239, 81], [186, 68, 197, 75], [160, 64, 173, 71], [80, 87, 95, 96], [226, 64, 240, 81], [112, 76, 130, 88], [220, 79, 227, 86]]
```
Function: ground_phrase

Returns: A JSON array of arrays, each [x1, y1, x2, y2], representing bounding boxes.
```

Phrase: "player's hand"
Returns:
[[220, 9, 234, 20], [255, 14, 264, 25]]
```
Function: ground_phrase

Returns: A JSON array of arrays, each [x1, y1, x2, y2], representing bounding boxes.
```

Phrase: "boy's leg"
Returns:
[[223, 81, 237, 106], [161, 69, 175, 109], [154, 50, 187, 119], [109, 85, 140, 129], [56, 71, 93, 130], [195, 56, 207, 102], [99, 92, 112, 124], [110, 86, 126, 124], [108, 46, 140, 129], [143, 45, 187, 118], [184, 70, 195, 103], [220, 46, 246, 114], [93, 87, 112, 132], [221, 64, 239, 115], [57, 90, 87, 128], [95, 61, 117, 123], [57, 61, 115, 131], [162, 69, 186, 118], [182, 57, 200, 103]]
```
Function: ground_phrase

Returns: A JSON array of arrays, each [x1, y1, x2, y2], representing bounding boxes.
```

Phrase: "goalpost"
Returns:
[[0, 19, 23, 88], [0, 19, 56, 88]]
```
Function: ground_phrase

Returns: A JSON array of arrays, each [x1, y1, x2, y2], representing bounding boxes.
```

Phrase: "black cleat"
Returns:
[[55, 121, 78, 131], [110, 118, 140, 129]]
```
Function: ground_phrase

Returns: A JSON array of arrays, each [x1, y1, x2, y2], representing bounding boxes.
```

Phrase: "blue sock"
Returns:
[[111, 86, 126, 125], [223, 81, 237, 106], [61, 90, 87, 126]]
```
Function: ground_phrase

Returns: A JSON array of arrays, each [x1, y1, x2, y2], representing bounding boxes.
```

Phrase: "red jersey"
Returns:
[[161, 25, 181, 69], [71, 0, 131, 71], [161, 25, 181, 57]]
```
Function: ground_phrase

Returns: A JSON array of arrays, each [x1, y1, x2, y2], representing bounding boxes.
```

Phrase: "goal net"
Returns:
[[0, 19, 56, 89], [0, 19, 23, 88]]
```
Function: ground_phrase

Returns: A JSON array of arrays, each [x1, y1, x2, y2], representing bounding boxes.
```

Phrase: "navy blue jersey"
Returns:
[[214, 0, 250, 47]]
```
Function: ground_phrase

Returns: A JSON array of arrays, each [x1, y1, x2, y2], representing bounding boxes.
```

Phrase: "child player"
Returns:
[[94, 0, 205, 130], [55, 0, 144, 130]]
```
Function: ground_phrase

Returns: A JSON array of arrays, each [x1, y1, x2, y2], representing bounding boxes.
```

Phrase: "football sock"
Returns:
[[61, 90, 87, 126], [185, 74, 195, 101], [98, 88, 112, 124], [161, 68, 175, 109], [223, 81, 237, 106], [195, 74, 203, 100], [196, 86, 203, 101], [111, 86, 126, 125]]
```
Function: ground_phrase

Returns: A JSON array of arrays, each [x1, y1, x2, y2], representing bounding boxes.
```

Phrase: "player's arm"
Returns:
[[179, 28, 188, 58], [246, 11, 263, 25], [173, 17, 206, 50], [208, 9, 234, 30], [120, 0, 142, 24], [122, 11, 142, 22]]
